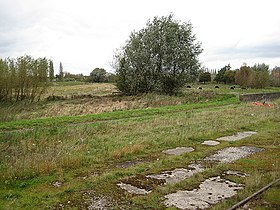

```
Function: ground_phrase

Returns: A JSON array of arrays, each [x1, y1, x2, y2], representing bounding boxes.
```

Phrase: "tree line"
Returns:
[[203, 63, 280, 88], [0, 55, 50, 102], [1, 15, 279, 102]]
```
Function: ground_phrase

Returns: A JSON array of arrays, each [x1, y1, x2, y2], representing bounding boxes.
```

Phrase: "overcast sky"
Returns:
[[0, 0, 280, 75]]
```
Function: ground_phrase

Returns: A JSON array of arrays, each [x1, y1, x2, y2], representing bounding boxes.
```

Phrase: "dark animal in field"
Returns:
[[187, 85, 192, 88], [230, 86, 235, 89], [215, 86, 219, 88], [198, 87, 202, 89], [233, 86, 235, 88]]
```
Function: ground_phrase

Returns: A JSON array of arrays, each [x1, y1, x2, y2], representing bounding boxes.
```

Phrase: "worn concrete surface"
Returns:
[[164, 176, 243, 209], [117, 183, 151, 195], [201, 140, 220, 146], [223, 170, 250, 177], [87, 196, 110, 210], [147, 164, 204, 184], [216, 131, 257, 141], [204, 146, 263, 163], [163, 147, 195, 155]]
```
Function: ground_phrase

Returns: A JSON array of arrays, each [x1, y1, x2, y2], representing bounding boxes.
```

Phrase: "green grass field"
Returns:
[[0, 83, 279, 209]]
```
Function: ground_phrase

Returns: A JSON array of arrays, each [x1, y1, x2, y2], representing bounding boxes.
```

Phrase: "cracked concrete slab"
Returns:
[[147, 164, 204, 184], [164, 176, 243, 209], [216, 131, 257, 141], [204, 146, 263, 163], [117, 183, 151, 195], [201, 140, 220, 146], [163, 147, 195, 155], [223, 170, 250, 177]]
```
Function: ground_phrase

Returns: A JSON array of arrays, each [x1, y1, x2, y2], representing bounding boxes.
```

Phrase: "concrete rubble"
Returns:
[[164, 176, 243, 209], [162, 147, 195, 155], [224, 170, 250, 177], [147, 164, 204, 184], [117, 183, 151, 195], [216, 131, 257, 141], [204, 146, 263, 163], [201, 140, 220, 146]]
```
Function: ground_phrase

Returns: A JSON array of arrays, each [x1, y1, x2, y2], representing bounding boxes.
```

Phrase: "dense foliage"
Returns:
[[0, 55, 50, 102], [114, 14, 202, 95], [199, 72, 211, 83], [214, 64, 231, 84], [271, 67, 280, 87], [235, 63, 270, 88]]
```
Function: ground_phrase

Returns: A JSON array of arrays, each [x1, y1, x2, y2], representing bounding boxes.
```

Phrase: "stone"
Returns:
[[52, 181, 62, 187], [216, 131, 257, 141], [147, 164, 204, 184], [162, 147, 195, 155], [204, 146, 263, 163], [164, 176, 243, 209], [117, 183, 151, 195], [201, 140, 220, 146]]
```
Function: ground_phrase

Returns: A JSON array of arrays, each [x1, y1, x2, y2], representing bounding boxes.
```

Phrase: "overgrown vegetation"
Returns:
[[0, 55, 50, 102], [236, 63, 270, 88], [0, 97, 279, 209]]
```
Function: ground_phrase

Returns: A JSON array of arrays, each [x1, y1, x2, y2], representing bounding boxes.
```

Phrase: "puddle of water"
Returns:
[[216, 131, 257, 141], [201, 140, 220, 146], [163, 147, 195, 155], [164, 176, 243, 209], [204, 146, 263, 163], [147, 164, 204, 184], [117, 183, 151, 195]]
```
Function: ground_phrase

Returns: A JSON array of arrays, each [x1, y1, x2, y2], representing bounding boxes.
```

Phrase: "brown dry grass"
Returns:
[[110, 144, 146, 159]]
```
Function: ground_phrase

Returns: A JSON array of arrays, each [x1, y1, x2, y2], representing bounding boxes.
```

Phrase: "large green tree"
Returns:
[[114, 14, 202, 95], [89, 68, 107, 82]]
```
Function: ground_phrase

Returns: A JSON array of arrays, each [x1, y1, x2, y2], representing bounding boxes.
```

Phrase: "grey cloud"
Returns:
[[217, 42, 280, 59]]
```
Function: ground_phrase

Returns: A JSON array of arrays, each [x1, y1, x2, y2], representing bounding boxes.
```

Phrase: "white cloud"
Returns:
[[0, 0, 280, 74]]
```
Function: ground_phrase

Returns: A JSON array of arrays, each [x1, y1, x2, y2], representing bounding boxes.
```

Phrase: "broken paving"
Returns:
[[164, 176, 244, 210], [204, 146, 263, 163], [117, 131, 263, 209], [147, 164, 204, 184]]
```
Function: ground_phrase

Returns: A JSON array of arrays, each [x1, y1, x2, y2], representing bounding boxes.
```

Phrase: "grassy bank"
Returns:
[[0, 94, 238, 131]]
